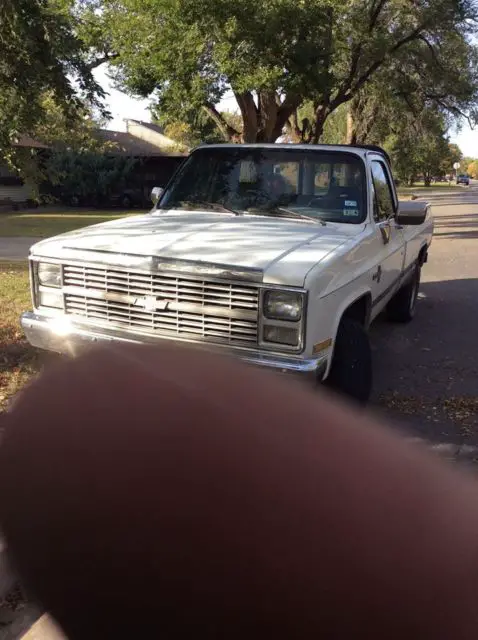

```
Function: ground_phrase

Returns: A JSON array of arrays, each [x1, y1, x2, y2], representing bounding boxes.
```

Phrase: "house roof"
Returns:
[[125, 119, 165, 135], [13, 135, 49, 149], [95, 129, 185, 157]]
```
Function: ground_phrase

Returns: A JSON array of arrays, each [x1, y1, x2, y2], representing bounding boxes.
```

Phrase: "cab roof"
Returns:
[[193, 143, 391, 165]]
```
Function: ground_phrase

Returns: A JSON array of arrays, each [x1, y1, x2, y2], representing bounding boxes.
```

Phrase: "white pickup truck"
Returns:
[[22, 143, 433, 403]]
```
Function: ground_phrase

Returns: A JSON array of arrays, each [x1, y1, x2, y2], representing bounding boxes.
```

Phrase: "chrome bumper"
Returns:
[[21, 312, 327, 380]]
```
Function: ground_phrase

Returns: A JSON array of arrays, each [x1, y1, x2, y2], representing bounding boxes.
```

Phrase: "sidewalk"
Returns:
[[0, 238, 40, 261]]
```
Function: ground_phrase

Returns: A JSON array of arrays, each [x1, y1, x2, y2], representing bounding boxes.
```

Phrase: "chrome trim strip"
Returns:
[[31, 252, 264, 283], [21, 312, 325, 376]]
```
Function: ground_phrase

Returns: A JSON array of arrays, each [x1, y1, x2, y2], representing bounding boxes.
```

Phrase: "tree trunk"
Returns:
[[346, 109, 357, 145], [311, 104, 330, 144], [234, 92, 258, 143], [257, 91, 279, 142], [234, 90, 299, 143], [284, 111, 302, 143], [202, 104, 240, 142]]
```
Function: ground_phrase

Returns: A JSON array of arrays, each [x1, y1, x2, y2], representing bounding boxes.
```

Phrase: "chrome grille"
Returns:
[[62, 264, 259, 345]]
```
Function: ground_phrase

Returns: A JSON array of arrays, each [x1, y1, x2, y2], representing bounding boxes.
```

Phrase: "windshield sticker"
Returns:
[[344, 200, 357, 207], [343, 208, 360, 217]]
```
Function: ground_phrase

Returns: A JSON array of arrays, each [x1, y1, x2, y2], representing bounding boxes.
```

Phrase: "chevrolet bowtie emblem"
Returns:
[[139, 296, 170, 311]]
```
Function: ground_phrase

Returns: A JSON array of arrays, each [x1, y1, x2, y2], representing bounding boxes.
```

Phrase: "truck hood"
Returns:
[[31, 211, 363, 286]]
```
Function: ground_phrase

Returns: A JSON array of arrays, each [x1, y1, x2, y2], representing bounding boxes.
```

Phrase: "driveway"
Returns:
[[370, 187, 478, 449], [0, 238, 41, 260]]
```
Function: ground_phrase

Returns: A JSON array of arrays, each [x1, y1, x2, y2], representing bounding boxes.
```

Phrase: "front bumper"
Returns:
[[21, 312, 327, 381]]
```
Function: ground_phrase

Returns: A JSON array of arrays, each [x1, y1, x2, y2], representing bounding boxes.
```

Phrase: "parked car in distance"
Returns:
[[21, 143, 433, 404], [456, 174, 470, 185]]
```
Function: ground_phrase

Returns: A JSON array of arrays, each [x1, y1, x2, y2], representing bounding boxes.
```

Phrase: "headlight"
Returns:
[[264, 290, 303, 321], [38, 262, 61, 288], [263, 325, 300, 347], [38, 290, 63, 309]]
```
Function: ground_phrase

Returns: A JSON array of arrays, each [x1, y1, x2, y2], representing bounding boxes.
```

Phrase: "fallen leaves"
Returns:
[[378, 391, 478, 430], [0, 261, 40, 414]]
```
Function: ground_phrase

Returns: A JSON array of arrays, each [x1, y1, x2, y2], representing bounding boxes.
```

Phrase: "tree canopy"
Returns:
[[0, 0, 107, 162], [93, 0, 478, 143], [384, 110, 454, 185]]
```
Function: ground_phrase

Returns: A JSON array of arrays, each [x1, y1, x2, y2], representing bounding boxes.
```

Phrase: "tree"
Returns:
[[285, 102, 348, 145], [94, 0, 478, 144], [153, 108, 243, 149], [385, 110, 451, 186], [442, 144, 464, 176], [100, 0, 333, 143], [43, 150, 139, 204], [448, 145, 464, 167], [303, 1, 478, 142], [32, 92, 106, 152], [0, 0, 106, 166], [467, 160, 478, 178], [344, 27, 478, 147]]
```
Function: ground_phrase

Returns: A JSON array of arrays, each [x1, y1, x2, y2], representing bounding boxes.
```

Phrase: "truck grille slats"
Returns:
[[62, 265, 260, 346], [63, 265, 258, 310]]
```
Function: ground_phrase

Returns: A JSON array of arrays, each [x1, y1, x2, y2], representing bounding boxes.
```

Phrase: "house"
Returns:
[[92, 119, 187, 205], [0, 136, 49, 206], [0, 120, 187, 209]]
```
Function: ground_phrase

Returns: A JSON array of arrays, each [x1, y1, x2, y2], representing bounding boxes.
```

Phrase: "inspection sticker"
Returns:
[[344, 200, 357, 207], [343, 208, 360, 217]]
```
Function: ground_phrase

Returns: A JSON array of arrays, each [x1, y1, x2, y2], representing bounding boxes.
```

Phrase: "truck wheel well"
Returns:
[[341, 294, 372, 328]]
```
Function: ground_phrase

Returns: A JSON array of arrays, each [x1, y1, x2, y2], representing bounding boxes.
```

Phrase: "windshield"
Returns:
[[158, 147, 368, 224]]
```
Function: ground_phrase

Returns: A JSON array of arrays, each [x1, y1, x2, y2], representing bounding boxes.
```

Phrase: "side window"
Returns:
[[371, 160, 395, 221]]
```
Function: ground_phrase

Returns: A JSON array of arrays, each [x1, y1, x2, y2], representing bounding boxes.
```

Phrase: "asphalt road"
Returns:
[[370, 186, 478, 447]]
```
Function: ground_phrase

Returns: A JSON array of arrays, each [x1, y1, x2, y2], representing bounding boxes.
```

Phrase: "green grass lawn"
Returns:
[[0, 210, 143, 238], [397, 182, 463, 194], [0, 261, 40, 413]]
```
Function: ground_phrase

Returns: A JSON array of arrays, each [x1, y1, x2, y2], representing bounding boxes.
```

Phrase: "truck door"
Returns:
[[369, 157, 405, 312]]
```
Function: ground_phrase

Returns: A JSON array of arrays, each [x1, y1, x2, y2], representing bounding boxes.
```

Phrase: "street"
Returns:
[[371, 186, 478, 447]]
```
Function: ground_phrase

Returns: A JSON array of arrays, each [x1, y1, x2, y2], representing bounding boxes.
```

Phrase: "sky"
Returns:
[[94, 66, 478, 158]]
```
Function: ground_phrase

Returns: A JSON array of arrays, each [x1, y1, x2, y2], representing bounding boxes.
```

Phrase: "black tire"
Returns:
[[325, 318, 372, 404], [386, 265, 420, 323]]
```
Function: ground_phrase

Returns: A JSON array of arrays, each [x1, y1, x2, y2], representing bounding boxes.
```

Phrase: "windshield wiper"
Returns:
[[248, 206, 326, 226], [170, 201, 241, 216]]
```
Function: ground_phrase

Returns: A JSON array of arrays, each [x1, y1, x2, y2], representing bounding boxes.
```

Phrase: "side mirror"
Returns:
[[396, 200, 428, 226], [151, 186, 164, 205]]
